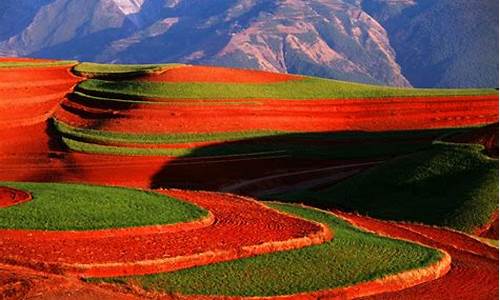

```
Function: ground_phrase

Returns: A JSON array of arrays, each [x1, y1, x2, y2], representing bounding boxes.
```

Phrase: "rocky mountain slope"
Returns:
[[0, 0, 497, 88]]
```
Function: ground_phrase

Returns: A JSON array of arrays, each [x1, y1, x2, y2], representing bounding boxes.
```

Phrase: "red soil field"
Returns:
[[0, 264, 141, 300], [0, 190, 332, 277], [0, 66, 79, 82], [140, 65, 302, 83], [333, 211, 499, 300], [0, 65, 81, 129], [0, 187, 31, 208], [56, 95, 498, 134], [0, 83, 73, 99]]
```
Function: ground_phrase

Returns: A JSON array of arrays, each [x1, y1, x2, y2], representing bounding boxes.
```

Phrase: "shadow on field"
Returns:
[[150, 127, 467, 208]]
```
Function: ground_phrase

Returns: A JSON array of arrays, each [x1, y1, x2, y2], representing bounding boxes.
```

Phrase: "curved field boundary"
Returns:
[[95, 204, 448, 299], [0, 187, 32, 208], [168, 207, 452, 300], [333, 211, 499, 300], [395, 222, 498, 260], [0, 190, 332, 277]]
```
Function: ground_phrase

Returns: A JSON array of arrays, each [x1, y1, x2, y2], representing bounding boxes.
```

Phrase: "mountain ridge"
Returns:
[[0, 0, 497, 88]]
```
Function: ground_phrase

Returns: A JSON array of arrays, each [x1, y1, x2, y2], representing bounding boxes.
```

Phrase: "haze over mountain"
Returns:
[[0, 0, 497, 88]]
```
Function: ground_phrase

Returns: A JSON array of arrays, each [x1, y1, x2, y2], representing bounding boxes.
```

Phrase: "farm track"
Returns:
[[221, 161, 381, 194], [334, 211, 499, 300], [0, 190, 332, 277]]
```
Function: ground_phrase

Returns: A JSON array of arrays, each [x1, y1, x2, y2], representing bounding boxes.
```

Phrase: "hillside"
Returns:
[[0, 60, 498, 299], [0, 0, 497, 88]]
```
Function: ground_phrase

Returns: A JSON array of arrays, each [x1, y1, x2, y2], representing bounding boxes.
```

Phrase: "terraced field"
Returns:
[[0, 59, 497, 299]]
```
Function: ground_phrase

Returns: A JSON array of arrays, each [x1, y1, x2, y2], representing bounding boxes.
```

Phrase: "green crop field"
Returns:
[[93, 203, 443, 297], [76, 76, 497, 101], [267, 142, 499, 233], [0, 182, 207, 230]]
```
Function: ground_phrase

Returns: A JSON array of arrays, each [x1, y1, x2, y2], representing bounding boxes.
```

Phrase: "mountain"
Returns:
[[0, 0, 497, 88], [363, 0, 499, 88]]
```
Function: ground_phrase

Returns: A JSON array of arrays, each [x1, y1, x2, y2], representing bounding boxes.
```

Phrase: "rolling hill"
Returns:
[[0, 59, 498, 299]]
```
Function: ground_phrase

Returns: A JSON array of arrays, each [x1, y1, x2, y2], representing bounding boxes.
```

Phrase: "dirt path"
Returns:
[[221, 161, 380, 194]]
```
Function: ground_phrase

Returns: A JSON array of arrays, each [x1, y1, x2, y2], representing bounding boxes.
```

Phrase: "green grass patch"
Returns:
[[0, 182, 207, 230], [73, 62, 183, 79], [268, 142, 499, 233], [0, 60, 78, 68], [57, 123, 469, 159], [77, 76, 497, 100], [92, 203, 442, 297]]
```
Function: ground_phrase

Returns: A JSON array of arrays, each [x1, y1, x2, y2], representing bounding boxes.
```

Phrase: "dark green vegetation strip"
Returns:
[[0, 60, 78, 68], [93, 203, 442, 297], [269, 142, 499, 233], [77, 77, 497, 100], [0, 182, 207, 230], [54, 119, 285, 144], [57, 123, 469, 159], [73, 62, 183, 78]]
